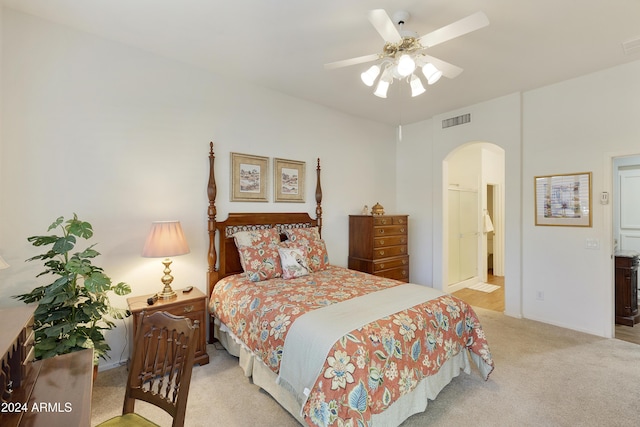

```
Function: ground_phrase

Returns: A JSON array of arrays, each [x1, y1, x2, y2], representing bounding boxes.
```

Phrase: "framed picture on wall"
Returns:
[[231, 153, 269, 202], [274, 158, 305, 203], [534, 172, 592, 227]]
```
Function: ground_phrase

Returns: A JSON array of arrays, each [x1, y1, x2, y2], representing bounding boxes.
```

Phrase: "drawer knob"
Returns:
[[402, 270, 407, 276], [379, 240, 385, 245], [402, 259, 407, 265], [397, 219, 404, 224], [381, 219, 388, 224], [379, 250, 385, 256], [183, 305, 194, 313], [401, 248, 406, 253], [379, 264, 385, 269], [400, 228, 406, 233], [401, 238, 406, 244], [378, 229, 385, 234]]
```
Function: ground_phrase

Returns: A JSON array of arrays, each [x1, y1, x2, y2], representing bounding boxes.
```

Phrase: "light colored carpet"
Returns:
[[91, 308, 640, 426], [467, 282, 501, 293]]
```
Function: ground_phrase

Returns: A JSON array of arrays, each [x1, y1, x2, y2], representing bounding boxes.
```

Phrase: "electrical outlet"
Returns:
[[536, 291, 544, 301]]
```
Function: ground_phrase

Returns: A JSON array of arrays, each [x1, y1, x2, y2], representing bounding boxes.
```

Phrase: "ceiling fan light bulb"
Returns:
[[360, 65, 381, 87], [410, 74, 426, 97], [374, 79, 389, 98], [422, 63, 443, 85], [396, 54, 416, 77]]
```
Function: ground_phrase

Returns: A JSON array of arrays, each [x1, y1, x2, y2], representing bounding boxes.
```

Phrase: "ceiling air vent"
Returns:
[[442, 113, 471, 129], [623, 37, 640, 55]]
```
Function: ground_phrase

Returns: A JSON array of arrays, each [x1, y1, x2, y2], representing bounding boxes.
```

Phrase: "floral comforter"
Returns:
[[209, 266, 494, 427]]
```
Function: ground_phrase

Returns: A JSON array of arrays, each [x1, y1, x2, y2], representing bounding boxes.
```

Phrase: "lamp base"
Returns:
[[157, 288, 177, 300]]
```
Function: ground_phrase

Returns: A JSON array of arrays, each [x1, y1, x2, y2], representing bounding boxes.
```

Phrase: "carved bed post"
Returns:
[[316, 158, 322, 237], [207, 142, 218, 299]]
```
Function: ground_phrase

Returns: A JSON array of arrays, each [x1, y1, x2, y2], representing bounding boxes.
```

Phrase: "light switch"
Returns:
[[585, 238, 600, 249]]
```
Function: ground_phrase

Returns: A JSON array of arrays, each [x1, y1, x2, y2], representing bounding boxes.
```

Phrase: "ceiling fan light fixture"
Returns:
[[396, 54, 416, 77], [374, 79, 390, 98], [360, 65, 381, 86], [410, 74, 426, 97], [422, 62, 443, 85]]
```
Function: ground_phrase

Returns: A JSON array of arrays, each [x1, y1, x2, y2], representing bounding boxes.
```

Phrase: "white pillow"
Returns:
[[278, 247, 310, 279]]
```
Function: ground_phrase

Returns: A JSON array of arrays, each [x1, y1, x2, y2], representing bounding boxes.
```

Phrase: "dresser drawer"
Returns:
[[373, 224, 407, 237], [373, 256, 409, 272], [377, 266, 410, 282], [373, 216, 407, 226], [373, 245, 408, 259], [373, 235, 407, 248]]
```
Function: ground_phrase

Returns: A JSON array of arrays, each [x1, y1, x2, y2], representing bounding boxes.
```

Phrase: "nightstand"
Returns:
[[127, 287, 210, 366]]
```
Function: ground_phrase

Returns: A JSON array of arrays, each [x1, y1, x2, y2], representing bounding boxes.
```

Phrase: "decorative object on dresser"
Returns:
[[370, 202, 385, 215], [614, 251, 640, 326], [142, 220, 191, 300], [348, 214, 409, 282], [96, 311, 198, 427], [13, 214, 131, 365], [127, 287, 209, 366], [274, 158, 305, 203]]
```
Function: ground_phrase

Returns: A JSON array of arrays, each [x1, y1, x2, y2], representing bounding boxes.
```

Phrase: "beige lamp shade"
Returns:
[[142, 221, 190, 258], [0, 255, 9, 270], [142, 221, 190, 299]]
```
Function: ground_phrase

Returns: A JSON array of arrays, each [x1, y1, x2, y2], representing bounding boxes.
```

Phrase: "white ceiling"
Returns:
[[3, 0, 640, 125]]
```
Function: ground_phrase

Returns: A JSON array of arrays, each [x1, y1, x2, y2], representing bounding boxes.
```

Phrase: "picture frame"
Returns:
[[534, 172, 592, 227], [274, 158, 305, 203], [230, 153, 269, 202]]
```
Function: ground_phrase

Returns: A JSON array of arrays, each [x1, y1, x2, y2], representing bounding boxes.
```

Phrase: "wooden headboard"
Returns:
[[206, 142, 322, 322]]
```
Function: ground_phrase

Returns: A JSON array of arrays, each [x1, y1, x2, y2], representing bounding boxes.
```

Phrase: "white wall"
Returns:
[[397, 94, 523, 318], [522, 60, 640, 337], [399, 59, 640, 338], [0, 9, 397, 369]]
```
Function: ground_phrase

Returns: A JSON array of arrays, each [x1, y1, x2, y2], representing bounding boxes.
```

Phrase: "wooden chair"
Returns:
[[97, 311, 199, 427]]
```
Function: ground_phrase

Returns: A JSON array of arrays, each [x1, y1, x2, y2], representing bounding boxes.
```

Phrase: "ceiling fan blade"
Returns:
[[421, 54, 463, 79], [324, 53, 379, 70], [368, 9, 402, 43], [419, 11, 489, 48]]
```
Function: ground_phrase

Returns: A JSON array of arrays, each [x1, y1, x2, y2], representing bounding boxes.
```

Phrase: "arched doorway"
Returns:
[[443, 142, 505, 311]]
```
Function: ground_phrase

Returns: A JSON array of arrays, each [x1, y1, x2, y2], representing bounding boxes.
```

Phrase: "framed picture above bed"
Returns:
[[231, 152, 269, 202], [534, 172, 592, 227], [274, 158, 305, 203]]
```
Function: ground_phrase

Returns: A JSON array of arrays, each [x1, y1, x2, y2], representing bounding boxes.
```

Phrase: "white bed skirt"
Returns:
[[214, 319, 471, 426]]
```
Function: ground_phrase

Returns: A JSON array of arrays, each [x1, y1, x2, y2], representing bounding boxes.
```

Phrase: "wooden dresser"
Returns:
[[348, 215, 409, 282], [614, 252, 640, 326], [1, 305, 93, 427], [127, 287, 210, 366]]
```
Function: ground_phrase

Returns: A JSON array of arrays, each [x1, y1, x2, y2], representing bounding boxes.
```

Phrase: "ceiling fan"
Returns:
[[325, 10, 489, 98]]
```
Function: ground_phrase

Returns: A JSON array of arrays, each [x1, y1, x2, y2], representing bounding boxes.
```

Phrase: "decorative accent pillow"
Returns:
[[237, 244, 283, 282], [278, 247, 310, 279], [282, 238, 330, 272], [233, 228, 280, 248], [284, 226, 321, 243]]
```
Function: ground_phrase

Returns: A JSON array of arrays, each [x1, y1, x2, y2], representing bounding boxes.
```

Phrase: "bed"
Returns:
[[205, 143, 494, 426]]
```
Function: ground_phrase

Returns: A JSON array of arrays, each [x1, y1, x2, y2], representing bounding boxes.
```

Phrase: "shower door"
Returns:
[[448, 188, 479, 285]]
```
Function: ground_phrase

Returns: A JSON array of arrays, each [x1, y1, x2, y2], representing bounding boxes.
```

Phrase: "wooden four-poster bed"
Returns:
[[205, 143, 493, 426]]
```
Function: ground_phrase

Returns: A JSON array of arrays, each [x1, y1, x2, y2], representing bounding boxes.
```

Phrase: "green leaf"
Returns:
[[66, 257, 93, 275], [27, 235, 59, 247], [67, 216, 93, 239], [47, 216, 64, 232], [84, 272, 111, 293], [113, 282, 131, 296], [53, 235, 76, 254]]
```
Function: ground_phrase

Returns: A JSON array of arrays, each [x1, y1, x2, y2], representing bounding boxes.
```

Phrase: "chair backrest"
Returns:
[[123, 310, 199, 427]]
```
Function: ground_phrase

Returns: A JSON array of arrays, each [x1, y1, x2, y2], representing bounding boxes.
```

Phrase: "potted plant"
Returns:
[[14, 214, 131, 365]]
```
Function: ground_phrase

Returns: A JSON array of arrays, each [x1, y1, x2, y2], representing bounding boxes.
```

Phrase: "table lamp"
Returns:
[[142, 221, 190, 300]]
